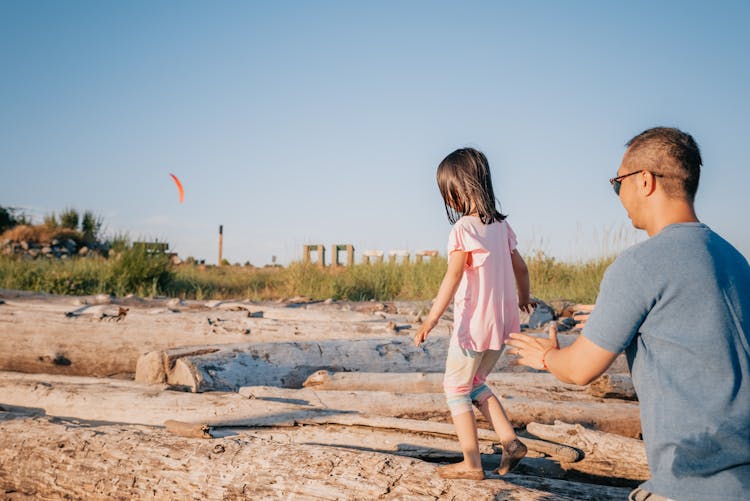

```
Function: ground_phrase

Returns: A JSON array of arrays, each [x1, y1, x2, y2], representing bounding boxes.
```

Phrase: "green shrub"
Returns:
[[59, 208, 79, 230], [81, 211, 103, 244], [108, 245, 174, 296]]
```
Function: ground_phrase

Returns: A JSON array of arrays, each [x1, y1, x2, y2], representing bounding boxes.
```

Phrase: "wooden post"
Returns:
[[218, 225, 223, 267]]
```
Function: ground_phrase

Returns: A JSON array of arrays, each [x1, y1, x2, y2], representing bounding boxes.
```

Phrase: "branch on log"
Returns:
[[527, 421, 649, 481], [240, 385, 642, 438], [164, 419, 211, 439]]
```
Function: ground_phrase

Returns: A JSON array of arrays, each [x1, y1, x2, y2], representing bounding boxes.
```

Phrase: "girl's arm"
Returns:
[[413, 250, 467, 347], [511, 249, 534, 312]]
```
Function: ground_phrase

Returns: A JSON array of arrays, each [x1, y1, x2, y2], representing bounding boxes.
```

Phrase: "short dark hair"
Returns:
[[625, 127, 702, 201], [436, 147, 506, 224]]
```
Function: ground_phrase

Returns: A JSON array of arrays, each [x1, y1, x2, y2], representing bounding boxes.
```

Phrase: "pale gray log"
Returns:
[[527, 420, 649, 481]]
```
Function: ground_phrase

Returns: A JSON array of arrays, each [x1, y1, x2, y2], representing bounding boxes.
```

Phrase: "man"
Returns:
[[506, 127, 749, 501]]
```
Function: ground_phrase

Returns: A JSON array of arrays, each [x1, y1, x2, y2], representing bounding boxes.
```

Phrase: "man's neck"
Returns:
[[646, 199, 699, 236]]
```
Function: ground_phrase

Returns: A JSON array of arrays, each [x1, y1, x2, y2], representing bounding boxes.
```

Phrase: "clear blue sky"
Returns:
[[2, 0, 748, 265]]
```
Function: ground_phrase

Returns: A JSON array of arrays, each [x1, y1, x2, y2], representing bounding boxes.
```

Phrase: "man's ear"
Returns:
[[641, 170, 658, 196]]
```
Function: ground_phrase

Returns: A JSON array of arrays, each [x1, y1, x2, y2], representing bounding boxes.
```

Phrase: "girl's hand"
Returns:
[[413, 318, 436, 347], [518, 299, 538, 314], [505, 323, 560, 370]]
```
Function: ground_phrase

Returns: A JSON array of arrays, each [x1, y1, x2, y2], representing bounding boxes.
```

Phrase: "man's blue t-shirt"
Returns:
[[583, 223, 750, 501]]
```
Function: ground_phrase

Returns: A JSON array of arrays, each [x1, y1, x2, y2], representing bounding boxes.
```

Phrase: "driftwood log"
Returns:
[[0, 413, 634, 501], [0, 371, 350, 427], [0, 372, 579, 462], [135, 334, 587, 391], [230, 424, 633, 498], [528, 421, 650, 481], [0, 295, 427, 377], [304, 370, 635, 401], [240, 385, 642, 438]]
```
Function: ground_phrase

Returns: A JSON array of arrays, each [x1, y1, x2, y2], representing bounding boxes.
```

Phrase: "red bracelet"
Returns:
[[541, 347, 558, 370]]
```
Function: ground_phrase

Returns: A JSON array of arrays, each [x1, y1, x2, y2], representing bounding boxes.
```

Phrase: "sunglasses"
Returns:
[[609, 170, 663, 195]]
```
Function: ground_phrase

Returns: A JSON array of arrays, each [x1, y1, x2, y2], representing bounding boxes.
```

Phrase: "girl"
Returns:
[[413, 147, 534, 480]]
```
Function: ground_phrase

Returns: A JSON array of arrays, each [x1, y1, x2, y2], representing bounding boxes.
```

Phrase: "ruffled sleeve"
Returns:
[[506, 221, 518, 252], [447, 221, 489, 268]]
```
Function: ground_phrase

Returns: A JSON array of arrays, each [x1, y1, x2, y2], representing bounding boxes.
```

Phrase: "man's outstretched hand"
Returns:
[[505, 322, 560, 371]]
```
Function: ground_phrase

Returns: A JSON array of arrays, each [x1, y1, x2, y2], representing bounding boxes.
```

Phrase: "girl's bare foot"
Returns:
[[437, 461, 485, 480], [495, 438, 527, 475]]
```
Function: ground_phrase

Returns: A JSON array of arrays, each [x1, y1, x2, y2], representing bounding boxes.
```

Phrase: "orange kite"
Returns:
[[169, 173, 184, 203]]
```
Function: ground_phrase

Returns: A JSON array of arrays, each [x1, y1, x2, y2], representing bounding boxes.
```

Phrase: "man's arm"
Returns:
[[505, 324, 619, 385]]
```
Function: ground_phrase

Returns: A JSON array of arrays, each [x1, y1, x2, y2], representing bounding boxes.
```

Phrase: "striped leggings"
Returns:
[[443, 342, 503, 416]]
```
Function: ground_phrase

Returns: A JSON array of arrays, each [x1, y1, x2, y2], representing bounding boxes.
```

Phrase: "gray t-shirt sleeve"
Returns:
[[583, 252, 652, 354]]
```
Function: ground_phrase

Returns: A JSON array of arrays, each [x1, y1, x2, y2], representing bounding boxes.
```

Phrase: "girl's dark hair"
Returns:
[[436, 147, 506, 224]]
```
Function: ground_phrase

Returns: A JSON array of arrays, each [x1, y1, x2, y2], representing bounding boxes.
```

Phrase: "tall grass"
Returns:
[[0, 250, 614, 303], [0, 246, 172, 297], [525, 251, 614, 304]]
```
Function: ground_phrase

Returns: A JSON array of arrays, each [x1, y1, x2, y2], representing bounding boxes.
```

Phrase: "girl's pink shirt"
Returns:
[[447, 215, 520, 351]]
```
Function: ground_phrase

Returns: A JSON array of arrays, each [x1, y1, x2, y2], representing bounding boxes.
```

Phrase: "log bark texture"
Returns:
[[0, 413, 630, 500], [527, 421, 650, 481]]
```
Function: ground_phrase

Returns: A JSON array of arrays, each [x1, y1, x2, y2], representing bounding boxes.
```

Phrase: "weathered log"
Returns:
[[527, 421, 649, 481], [227, 424, 632, 497], [303, 370, 632, 402], [1, 414, 602, 501], [0, 371, 342, 427], [0, 294, 422, 377], [293, 413, 580, 462], [241, 385, 642, 438], [136, 334, 585, 391], [0, 372, 579, 461], [586, 373, 637, 400]]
